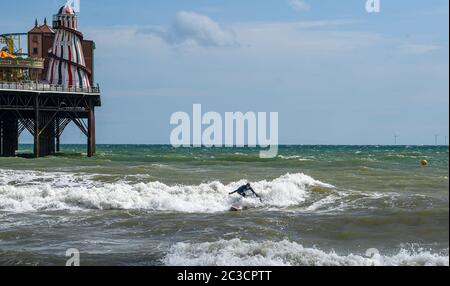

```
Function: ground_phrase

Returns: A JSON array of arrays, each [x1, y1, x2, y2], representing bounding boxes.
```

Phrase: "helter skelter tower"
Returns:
[[47, 4, 91, 88], [0, 3, 101, 158]]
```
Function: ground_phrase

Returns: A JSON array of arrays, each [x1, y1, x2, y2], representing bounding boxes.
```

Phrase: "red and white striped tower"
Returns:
[[46, 3, 91, 88]]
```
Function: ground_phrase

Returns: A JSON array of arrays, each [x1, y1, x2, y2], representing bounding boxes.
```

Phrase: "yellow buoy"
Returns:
[[420, 160, 429, 166]]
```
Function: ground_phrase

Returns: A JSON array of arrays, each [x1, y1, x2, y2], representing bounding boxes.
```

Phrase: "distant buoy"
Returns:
[[420, 160, 429, 166]]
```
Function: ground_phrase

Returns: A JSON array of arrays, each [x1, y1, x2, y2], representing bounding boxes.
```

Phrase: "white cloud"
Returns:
[[232, 19, 357, 31], [140, 11, 238, 48], [400, 44, 441, 54], [230, 20, 382, 57], [288, 0, 311, 11], [89, 19, 376, 60]]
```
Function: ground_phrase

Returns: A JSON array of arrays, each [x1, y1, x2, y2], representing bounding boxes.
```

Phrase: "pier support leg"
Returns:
[[0, 119, 3, 156], [37, 112, 55, 157], [1, 114, 19, 157], [34, 99, 40, 158], [92, 109, 96, 154], [56, 117, 60, 153], [87, 106, 95, 158], [0, 120, 2, 156], [92, 109, 97, 155], [15, 135, 19, 152]]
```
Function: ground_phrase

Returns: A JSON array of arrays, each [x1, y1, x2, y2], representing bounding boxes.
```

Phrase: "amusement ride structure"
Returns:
[[0, 3, 101, 157]]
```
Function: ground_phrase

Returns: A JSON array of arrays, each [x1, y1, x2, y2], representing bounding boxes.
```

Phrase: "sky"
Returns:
[[2, 0, 449, 145]]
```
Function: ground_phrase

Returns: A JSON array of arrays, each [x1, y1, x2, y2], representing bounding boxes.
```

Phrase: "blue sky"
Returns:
[[2, 0, 449, 145]]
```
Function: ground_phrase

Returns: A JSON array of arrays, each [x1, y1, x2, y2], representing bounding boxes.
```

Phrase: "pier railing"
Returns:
[[0, 81, 100, 94]]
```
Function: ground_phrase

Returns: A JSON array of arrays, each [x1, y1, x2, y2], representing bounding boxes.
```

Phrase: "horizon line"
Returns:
[[16, 143, 450, 147]]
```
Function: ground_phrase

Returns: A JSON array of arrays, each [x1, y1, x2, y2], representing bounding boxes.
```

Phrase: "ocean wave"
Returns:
[[278, 155, 313, 161], [0, 170, 97, 187], [0, 172, 333, 213], [163, 239, 449, 266]]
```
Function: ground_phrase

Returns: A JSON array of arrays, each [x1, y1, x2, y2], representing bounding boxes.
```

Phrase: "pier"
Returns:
[[0, 3, 101, 158], [0, 82, 100, 157]]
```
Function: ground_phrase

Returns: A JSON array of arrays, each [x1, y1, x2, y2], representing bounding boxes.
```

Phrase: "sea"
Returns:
[[0, 145, 448, 266]]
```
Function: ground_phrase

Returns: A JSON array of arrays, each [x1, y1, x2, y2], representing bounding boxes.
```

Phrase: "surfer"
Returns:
[[229, 183, 260, 198]]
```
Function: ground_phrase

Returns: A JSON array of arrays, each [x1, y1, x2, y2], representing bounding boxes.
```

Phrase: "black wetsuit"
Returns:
[[230, 185, 258, 198]]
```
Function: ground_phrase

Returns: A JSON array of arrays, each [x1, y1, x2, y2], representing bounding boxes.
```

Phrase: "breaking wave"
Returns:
[[0, 170, 333, 213], [278, 155, 313, 161], [163, 239, 450, 266]]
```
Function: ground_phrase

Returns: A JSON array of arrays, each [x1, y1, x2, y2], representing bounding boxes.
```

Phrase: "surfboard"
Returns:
[[230, 205, 243, 212], [230, 205, 249, 212]]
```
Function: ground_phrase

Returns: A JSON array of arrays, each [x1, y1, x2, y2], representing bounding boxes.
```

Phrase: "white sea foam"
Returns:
[[0, 170, 97, 187], [304, 194, 343, 212], [278, 155, 313, 161], [163, 239, 450, 266], [0, 170, 333, 213]]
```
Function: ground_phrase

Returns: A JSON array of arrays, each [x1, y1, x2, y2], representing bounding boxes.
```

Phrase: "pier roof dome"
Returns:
[[58, 4, 75, 15]]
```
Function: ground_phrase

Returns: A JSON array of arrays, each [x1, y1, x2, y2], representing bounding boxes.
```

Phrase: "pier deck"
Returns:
[[0, 82, 101, 157]]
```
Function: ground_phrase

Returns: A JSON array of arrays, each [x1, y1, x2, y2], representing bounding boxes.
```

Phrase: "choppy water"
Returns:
[[0, 145, 448, 266]]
